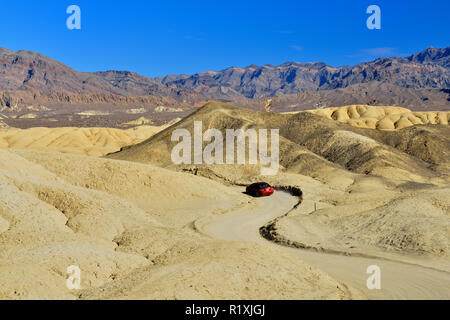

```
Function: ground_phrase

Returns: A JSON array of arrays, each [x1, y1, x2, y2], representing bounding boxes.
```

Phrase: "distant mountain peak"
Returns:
[[245, 64, 259, 69], [407, 46, 449, 66]]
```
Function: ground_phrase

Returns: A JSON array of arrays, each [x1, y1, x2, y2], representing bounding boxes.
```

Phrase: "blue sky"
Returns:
[[0, 0, 448, 77]]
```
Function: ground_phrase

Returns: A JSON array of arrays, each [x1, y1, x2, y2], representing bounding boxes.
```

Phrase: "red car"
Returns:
[[246, 182, 274, 197]]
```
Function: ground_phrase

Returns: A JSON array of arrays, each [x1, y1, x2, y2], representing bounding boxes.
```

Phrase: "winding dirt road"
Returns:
[[197, 189, 450, 300]]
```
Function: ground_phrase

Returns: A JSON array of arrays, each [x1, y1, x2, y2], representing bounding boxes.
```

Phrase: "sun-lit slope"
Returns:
[[380, 125, 450, 178], [306, 105, 449, 129], [14, 149, 248, 228], [272, 177, 450, 259], [0, 125, 165, 156], [107, 102, 447, 185], [0, 149, 158, 299], [104, 102, 450, 263], [0, 148, 349, 299], [106, 102, 358, 189], [79, 240, 350, 300]]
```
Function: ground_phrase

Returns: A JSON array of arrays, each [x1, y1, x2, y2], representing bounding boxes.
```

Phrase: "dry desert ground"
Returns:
[[0, 103, 449, 299]]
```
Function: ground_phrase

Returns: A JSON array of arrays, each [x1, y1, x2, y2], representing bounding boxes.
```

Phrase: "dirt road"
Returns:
[[196, 189, 450, 300]]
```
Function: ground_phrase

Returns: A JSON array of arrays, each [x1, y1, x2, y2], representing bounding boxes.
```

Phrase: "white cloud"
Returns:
[[346, 47, 401, 60], [361, 47, 397, 56], [290, 45, 303, 51]]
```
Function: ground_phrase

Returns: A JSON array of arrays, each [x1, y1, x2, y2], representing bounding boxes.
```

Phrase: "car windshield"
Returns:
[[255, 183, 269, 188]]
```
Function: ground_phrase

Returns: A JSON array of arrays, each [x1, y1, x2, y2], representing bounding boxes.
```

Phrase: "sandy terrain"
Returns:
[[0, 149, 350, 299], [106, 102, 450, 299], [0, 125, 167, 156], [0, 102, 449, 299], [304, 105, 449, 129], [197, 188, 450, 299]]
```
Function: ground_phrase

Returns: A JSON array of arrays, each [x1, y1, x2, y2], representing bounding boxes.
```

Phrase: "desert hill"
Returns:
[[300, 106, 450, 176], [107, 102, 450, 261], [305, 105, 449, 129], [381, 125, 450, 175], [0, 101, 449, 299], [108, 102, 449, 184], [0, 125, 168, 156], [271, 179, 450, 260], [0, 148, 350, 299]]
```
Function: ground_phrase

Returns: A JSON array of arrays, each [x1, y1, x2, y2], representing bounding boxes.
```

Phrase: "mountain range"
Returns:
[[157, 47, 449, 99], [0, 46, 449, 113]]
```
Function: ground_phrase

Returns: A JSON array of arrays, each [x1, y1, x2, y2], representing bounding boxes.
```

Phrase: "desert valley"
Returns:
[[0, 46, 449, 300]]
